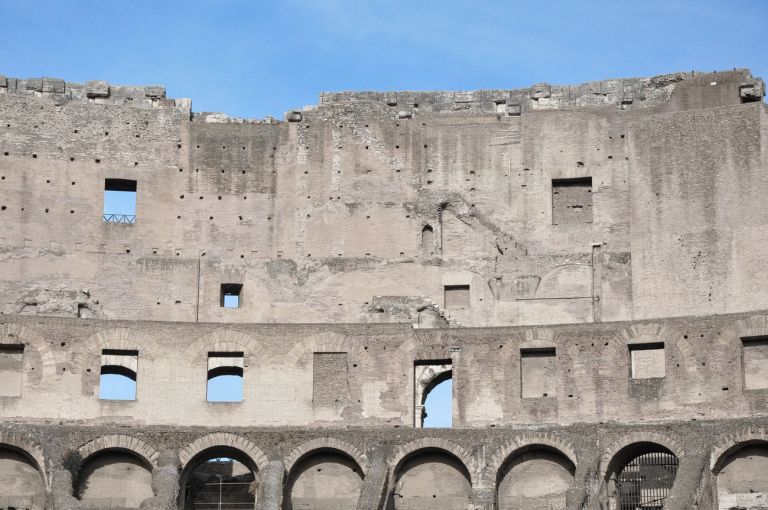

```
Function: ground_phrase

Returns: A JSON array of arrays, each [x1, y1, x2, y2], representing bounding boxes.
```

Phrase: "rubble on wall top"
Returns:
[[0, 74, 192, 114], [1, 69, 763, 122], [192, 111, 281, 125], [318, 68, 765, 115]]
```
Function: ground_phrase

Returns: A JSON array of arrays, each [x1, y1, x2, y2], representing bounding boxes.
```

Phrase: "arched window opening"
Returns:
[[76, 450, 153, 509], [606, 443, 679, 510], [99, 349, 138, 401], [179, 447, 258, 510], [0, 445, 45, 509], [496, 447, 575, 510], [207, 352, 244, 403], [390, 449, 472, 510], [285, 450, 363, 510], [414, 360, 452, 428], [715, 443, 768, 510], [421, 225, 435, 255]]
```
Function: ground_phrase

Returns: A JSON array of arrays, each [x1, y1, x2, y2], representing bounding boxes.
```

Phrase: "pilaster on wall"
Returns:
[[258, 460, 285, 510]]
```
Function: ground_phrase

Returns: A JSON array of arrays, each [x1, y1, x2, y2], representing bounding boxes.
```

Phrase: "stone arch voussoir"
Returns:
[[521, 328, 557, 348], [78, 434, 159, 467], [179, 433, 269, 472], [710, 427, 768, 473], [391, 437, 479, 486], [600, 432, 684, 478], [0, 322, 57, 381], [284, 437, 368, 476], [285, 332, 371, 367], [715, 315, 768, 350], [185, 329, 268, 361], [83, 327, 155, 357], [488, 434, 578, 479], [0, 429, 48, 488], [713, 315, 768, 390]]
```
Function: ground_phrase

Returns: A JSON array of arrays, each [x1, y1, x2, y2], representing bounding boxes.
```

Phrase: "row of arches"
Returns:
[[1, 436, 767, 509]]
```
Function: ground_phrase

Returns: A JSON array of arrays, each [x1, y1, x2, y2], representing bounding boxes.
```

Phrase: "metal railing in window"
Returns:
[[103, 213, 136, 224], [617, 451, 679, 510]]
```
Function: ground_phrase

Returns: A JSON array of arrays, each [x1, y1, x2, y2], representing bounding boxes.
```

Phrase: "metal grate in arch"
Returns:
[[616, 451, 679, 509]]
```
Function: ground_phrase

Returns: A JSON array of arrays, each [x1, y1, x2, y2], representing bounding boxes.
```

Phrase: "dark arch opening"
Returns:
[[390, 448, 472, 510], [715, 441, 768, 509], [421, 224, 435, 255], [605, 442, 679, 510], [100, 365, 137, 381], [76, 448, 153, 509], [208, 365, 243, 379], [496, 445, 575, 510], [0, 443, 45, 509], [284, 449, 364, 510], [179, 446, 258, 510]]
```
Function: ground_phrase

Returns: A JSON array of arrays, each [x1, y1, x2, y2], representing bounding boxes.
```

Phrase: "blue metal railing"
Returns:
[[103, 213, 136, 224]]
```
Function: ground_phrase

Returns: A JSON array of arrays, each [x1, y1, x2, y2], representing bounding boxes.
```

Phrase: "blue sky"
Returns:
[[0, 0, 765, 120]]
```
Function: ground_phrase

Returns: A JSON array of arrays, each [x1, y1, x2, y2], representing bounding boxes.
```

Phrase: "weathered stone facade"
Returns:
[[0, 68, 766, 509]]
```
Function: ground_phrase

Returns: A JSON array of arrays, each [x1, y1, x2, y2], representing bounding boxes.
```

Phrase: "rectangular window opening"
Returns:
[[207, 351, 244, 402], [444, 284, 470, 309], [415, 359, 453, 428], [103, 178, 137, 224], [0, 344, 24, 397], [629, 342, 665, 379], [742, 336, 768, 390], [220, 283, 243, 308], [521, 348, 556, 398], [99, 349, 138, 400], [552, 177, 592, 225]]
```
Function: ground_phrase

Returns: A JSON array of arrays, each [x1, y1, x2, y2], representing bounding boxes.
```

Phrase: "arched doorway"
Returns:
[[605, 443, 679, 510], [179, 447, 258, 510], [0, 445, 45, 510], [496, 446, 575, 509], [715, 442, 768, 509], [390, 449, 472, 509], [285, 449, 363, 510], [76, 449, 153, 508]]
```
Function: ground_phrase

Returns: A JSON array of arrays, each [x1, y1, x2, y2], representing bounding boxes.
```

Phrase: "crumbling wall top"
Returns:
[[0, 74, 192, 114], [318, 68, 765, 115]]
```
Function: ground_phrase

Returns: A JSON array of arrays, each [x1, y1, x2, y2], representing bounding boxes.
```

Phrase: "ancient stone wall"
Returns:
[[0, 68, 767, 509], [0, 310, 765, 428], [0, 70, 764, 327], [0, 419, 767, 509]]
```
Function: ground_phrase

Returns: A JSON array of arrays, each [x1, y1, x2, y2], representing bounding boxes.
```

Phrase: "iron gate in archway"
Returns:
[[616, 451, 679, 509]]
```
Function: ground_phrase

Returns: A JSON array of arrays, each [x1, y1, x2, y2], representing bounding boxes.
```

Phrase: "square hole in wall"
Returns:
[[521, 348, 556, 398], [207, 352, 244, 402], [444, 285, 470, 309], [103, 178, 137, 224], [629, 343, 665, 379], [0, 344, 24, 397], [552, 177, 592, 225], [100, 349, 138, 400], [742, 336, 768, 390], [220, 283, 243, 308]]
